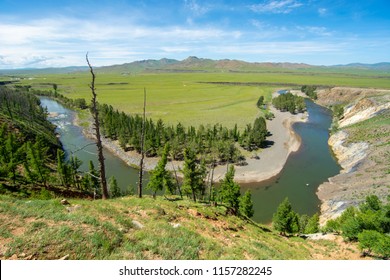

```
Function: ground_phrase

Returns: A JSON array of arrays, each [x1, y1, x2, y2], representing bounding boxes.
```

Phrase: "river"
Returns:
[[40, 97, 148, 194], [242, 99, 340, 223], [40, 97, 340, 223]]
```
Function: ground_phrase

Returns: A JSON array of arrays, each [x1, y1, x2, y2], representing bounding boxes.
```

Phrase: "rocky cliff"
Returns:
[[316, 87, 390, 224]]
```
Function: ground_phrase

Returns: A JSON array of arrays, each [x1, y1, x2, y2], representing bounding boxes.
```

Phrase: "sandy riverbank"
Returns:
[[78, 90, 308, 183]]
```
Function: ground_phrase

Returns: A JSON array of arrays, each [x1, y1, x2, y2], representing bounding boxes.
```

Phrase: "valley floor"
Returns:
[[78, 90, 308, 184]]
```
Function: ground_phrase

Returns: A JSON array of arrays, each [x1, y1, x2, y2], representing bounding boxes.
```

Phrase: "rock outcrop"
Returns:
[[328, 130, 369, 173], [316, 87, 390, 225]]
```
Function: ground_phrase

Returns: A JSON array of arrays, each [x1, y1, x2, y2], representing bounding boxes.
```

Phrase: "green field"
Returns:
[[9, 69, 390, 129]]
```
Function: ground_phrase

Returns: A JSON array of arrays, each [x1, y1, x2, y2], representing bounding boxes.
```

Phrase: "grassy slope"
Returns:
[[0, 194, 362, 260]]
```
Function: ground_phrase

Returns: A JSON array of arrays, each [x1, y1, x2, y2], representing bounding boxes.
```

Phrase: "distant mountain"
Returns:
[[95, 56, 314, 74], [96, 58, 180, 74], [1, 58, 389, 75], [333, 62, 390, 70]]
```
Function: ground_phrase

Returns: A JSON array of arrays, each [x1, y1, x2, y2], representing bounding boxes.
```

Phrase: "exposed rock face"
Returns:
[[316, 87, 390, 107], [328, 131, 369, 173], [316, 87, 390, 225], [339, 98, 390, 128]]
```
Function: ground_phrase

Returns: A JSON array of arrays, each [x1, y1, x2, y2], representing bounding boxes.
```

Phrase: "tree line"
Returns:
[[272, 91, 306, 114], [301, 85, 317, 100], [98, 103, 268, 164]]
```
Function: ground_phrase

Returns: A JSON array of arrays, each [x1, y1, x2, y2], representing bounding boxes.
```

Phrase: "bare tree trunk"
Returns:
[[208, 160, 215, 204], [138, 88, 147, 198], [86, 54, 109, 200]]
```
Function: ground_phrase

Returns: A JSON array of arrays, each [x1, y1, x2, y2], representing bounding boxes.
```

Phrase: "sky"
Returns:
[[0, 0, 389, 68]]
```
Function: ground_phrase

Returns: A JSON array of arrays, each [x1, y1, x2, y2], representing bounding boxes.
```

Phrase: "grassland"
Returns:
[[10, 69, 390, 129], [0, 194, 363, 260]]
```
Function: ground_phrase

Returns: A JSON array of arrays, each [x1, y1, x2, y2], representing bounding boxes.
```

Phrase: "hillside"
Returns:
[[316, 87, 390, 223], [0, 195, 365, 260], [95, 57, 390, 75]]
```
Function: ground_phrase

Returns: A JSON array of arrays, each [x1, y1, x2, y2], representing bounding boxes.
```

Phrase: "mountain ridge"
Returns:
[[1, 57, 389, 75]]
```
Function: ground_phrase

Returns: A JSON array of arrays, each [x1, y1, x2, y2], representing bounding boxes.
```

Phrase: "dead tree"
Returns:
[[138, 88, 147, 198], [86, 53, 109, 199]]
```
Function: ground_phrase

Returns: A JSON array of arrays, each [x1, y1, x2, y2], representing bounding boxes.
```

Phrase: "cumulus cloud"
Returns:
[[0, 15, 241, 68], [250, 0, 303, 14]]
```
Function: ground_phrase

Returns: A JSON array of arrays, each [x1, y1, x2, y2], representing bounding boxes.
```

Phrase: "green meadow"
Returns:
[[13, 69, 390, 129]]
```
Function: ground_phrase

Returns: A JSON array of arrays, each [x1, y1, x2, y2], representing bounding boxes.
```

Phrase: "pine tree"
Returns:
[[87, 160, 100, 197], [239, 190, 254, 218], [69, 156, 82, 189], [272, 198, 300, 235], [56, 149, 67, 187], [305, 213, 320, 234], [182, 148, 206, 202], [256, 96, 264, 108], [147, 144, 175, 197], [109, 176, 121, 198], [24, 140, 50, 187], [4, 132, 21, 184], [218, 165, 241, 215]]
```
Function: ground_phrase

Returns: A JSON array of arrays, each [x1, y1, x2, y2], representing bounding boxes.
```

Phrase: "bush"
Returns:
[[341, 217, 361, 241], [358, 230, 390, 258]]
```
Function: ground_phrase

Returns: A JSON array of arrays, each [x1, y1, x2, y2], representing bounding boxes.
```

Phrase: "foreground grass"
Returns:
[[0, 194, 363, 260]]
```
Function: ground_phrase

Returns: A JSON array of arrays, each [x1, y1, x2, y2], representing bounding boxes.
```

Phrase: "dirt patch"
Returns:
[[308, 235, 369, 260]]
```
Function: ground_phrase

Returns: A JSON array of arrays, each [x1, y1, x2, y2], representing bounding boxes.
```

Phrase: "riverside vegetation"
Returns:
[[1, 59, 389, 259]]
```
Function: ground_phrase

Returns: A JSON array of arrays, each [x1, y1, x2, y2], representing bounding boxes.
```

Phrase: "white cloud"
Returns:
[[250, 0, 303, 14], [0, 16, 242, 68], [296, 26, 333, 37], [318, 8, 328, 16], [184, 0, 210, 17]]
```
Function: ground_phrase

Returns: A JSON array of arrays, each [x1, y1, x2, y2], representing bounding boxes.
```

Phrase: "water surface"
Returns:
[[242, 100, 340, 223]]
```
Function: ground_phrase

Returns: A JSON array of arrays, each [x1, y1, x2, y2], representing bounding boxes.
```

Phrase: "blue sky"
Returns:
[[0, 0, 389, 68]]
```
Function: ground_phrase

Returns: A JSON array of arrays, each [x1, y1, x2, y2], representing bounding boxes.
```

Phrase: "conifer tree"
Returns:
[[25, 140, 50, 187], [147, 144, 175, 197], [69, 156, 82, 189], [239, 190, 254, 218], [218, 165, 241, 215], [182, 149, 206, 202], [56, 149, 68, 187], [87, 160, 100, 198], [272, 198, 300, 235], [4, 132, 21, 184], [109, 176, 121, 198]]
